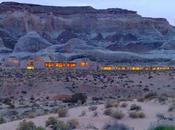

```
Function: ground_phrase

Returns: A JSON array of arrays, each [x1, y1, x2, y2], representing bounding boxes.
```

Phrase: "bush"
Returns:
[[46, 117, 79, 130], [105, 101, 118, 108], [168, 103, 175, 112], [144, 92, 157, 100], [0, 116, 6, 124], [88, 106, 97, 111], [104, 108, 113, 116], [64, 93, 87, 104], [46, 117, 58, 127], [79, 110, 86, 117], [57, 108, 68, 117], [111, 111, 124, 119], [129, 111, 145, 119], [67, 119, 79, 129], [46, 117, 68, 130], [130, 104, 142, 111], [149, 124, 175, 130], [16, 121, 45, 130], [104, 122, 131, 130], [93, 111, 98, 117], [28, 112, 36, 119], [36, 127, 45, 130], [17, 121, 36, 130], [120, 103, 128, 108]]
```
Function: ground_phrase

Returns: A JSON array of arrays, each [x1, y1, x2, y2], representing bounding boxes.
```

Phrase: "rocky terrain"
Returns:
[[0, 2, 175, 65], [0, 2, 175, 130], [0, 69, 175, 125]]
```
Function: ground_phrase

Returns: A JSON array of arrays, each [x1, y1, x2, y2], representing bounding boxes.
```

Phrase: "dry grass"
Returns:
[[111, 110, 125, 119], [129, 111, 145, 119], [57, 108, 68, 117], [67, 119, 80, 129]]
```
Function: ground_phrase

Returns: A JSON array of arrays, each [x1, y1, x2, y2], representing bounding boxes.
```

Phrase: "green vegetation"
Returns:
[[104, 108, 124, 120], [0, 116, 6, 124], [46, 117, 79, 130], [149, 125, 175, 130], [111, 110, 125, 119], [57, 108, 68, 117], [67, 119, 80, 129], [104, 122, 130, 130], [16, 121, 45, 130]]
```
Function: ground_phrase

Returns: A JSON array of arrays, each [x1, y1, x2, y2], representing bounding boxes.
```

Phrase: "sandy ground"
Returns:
[[0, 100, 174, 130]]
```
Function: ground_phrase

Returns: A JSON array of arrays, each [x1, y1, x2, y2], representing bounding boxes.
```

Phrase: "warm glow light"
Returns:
[[27, 66, 34, 70], [80, 61, 88, 67], [101, 66, 114, 71]]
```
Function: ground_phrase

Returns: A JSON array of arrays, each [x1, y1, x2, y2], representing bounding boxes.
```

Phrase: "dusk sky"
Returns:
[[0, 0, 174, 25]]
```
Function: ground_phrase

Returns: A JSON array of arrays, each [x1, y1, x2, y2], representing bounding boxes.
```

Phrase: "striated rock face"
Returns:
[[161, 38, 175, 50], [0, 2, 175, 64], [13, 32, 52, 53], [0, 29, 17, 49], [0, 37, 4, 47], [0, 2, 173, 39]]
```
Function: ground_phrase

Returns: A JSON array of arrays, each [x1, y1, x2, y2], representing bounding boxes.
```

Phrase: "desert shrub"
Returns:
[[149, 124, 175, 130], [16, 120, 45, 130], [158, 94, 168, 103], [120, 103, 128, 108], [0, 116, 6, 124], [28, 112, 36, 119], [137, 97, 145, 102], [57, 108, 68, 117], [129, 111, 145, 119], [17, 121, 36, 130], [111, 110, 124, 119], [64, 93, 87, 104], [67, 119, 79, 129], [168, 103, 175, 112], [88, 106, 97, 111], [86, 124, 98, 130], [79, 110, 86, 117], [3, 98, 15, 108], [105, 101, 119, 108], [93, 111, 98, 117], [104, 122, 131, 130], [104, 108, 113, 116], [35, 127, 45, 130], [130, 104, 142, 111], [46, 117, 68, 130], [46, 117, 58, 127], [144, 92, 157, 100]]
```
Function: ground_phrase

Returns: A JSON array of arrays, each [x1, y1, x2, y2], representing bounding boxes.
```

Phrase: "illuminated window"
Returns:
[[101, 66, 113, 71], [80, 61, 88, 67], [27, 66, 34, 70]]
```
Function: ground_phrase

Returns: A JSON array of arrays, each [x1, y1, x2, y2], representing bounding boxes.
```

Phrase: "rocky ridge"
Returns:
[[0, 2, 175, 65]]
